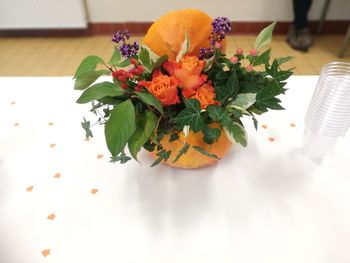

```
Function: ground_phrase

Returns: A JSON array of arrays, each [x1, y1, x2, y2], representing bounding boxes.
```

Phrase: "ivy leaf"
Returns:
[[203, 126, 221, 144], [108, 47, 122, 65], [255, 81, 284, 111], [81, 117, 93, 138], [192, 146, 220, 160], [138, 45, 153, 73], [172, 143, 190, 163], [276, 70, 293, 81], [214, 70, 239, 103], [136, 91, 164, 115], [176, 31, 190, 62], [115, 58, 131, 68], [76, 82, 124, 104], [233, 93, 256, 109], [204, 55, 215, 72], [74, 55, 104, 79], [74, 70, 110, 90], [110, 152, 132, 164], [151, 149, 171, 167], [207, 105, 226, 121], [173, 99, 205, 132], [254, 21, 276, 51], [128, 110, 158, 160], [105, 100, 136, 157], [223, 122, 247, 147], [251, 48, 271, 66]]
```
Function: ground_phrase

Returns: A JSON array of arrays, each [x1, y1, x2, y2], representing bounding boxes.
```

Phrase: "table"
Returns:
[[1, 76, 350, 263]]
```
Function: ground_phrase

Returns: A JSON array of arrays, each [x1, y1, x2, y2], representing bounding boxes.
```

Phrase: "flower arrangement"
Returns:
[[74, 9, 293, 169]]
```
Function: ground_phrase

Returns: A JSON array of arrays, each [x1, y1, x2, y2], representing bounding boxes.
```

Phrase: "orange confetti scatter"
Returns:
[[261, 124, 267, 129], [26, 186, 33, 192], [97, 154, 103, 159], [42, 249, 50, 257], [50, 143, 56, 148], [53, 173, 61, 179], [48, 122, 54, 126], [47, 213, 56, 220], [91, 189, 99, 195], [290, 123, 296, 127], [268, 137, 276, 142], [13, 122, 19, 126], [10, 101, 16, 105], [84, 137, 90, 142]]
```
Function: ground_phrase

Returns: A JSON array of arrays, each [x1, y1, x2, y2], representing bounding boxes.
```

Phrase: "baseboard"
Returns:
[[0, 21, 348, 37]]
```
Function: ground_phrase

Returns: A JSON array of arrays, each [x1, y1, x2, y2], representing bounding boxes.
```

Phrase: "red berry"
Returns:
[[249, 49, 257, 56], [121, 83, 129, 89], [134, 85, 142, 92], [130, 58, 138, 65], [230, 56, 238, 64], [236, 48, 244, 55], [118, 76, 127, 82]]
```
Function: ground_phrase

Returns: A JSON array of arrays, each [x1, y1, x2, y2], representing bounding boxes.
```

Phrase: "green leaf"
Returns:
[[115, 58, 131, 68], [233, 93, 256, 109], [214, 71, 239, 103], [128, 110, 158, 160], [223, 122, 247, 147], [151, 150, 171, 167], [207, 105, 225, 121], [108, 47, 122, 66], [139, 45, 153, 73], [255, 81, 284, 111], [74, 70, 110, 90], [81, 117, 93, 138], [203, 126, 221, 144], [136, 92, 164, 115], [76, 82, 124, 104], [104, 100, 136, 157], [192, 146, 220, 160], [276, 70, 293, 81], [176, 31, 190, 62], [169, 133, 180, 142], [74, 55, 104, 79], [204, 55, 215, 72], [110, 152, 132, 164], [277, 56, 293, 65], [172, 143, 190, 163], [173, 99, 204, 132], [251, 48, 271, 66], [254, 21, 276, 51]]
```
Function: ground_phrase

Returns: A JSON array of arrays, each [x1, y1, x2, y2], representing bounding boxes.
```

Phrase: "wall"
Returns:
[[85, 0, 350, 22]]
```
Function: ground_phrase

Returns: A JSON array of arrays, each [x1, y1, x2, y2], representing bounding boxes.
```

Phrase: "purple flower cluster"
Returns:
[[199, 47, 214, 60], [119, 42, 139, 58], [112, 30, 139, 58], [112, 30, 130, 44], [209, 17, 232, 46]]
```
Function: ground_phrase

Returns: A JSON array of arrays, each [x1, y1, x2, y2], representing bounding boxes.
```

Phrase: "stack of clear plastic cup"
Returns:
[[303, 62, 350, 162]]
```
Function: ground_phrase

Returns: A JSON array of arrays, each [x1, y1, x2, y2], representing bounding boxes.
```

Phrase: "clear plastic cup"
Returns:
[[302, 62, 350, 163], [305, 62, 350, 137]]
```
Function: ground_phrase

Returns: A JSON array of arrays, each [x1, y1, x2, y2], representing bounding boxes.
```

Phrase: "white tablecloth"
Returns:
[[0, 76, 350, 263]]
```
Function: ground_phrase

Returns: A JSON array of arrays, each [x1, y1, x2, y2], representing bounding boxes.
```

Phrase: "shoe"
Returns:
[[298, 27, 313, 48], [287, 25, 310, 52]]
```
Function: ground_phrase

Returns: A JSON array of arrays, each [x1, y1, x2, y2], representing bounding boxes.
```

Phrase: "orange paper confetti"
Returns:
[[53, 173, 61, 179], [97, 154, 104, 159], [10, 101, 16, 105], [48, 122, 54, 126], [290, 123, 296, 127], [91, 189, 99, 195], [13, 122, 19, 126], [261, 124, 267, 129], [26, 186, 33, 192], [41, 249, 50, 257], [50, 143, 56, 148], [47, 213, 56, 220], [268, 137, 276, 142], [84, 137, 90, 142]]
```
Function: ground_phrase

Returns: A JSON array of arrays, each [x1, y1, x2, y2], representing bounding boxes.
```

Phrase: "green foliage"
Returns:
[[136, 91, 164, 114], [169, 133, 180, 142], [151, 149, 171, 167], [105, 100, 136, 157], [81, 117, 93, 138], [110, 151, 132, 164], [176, 31, 190, 62], [76, 82, 124, 104], [128, 110, 158, 160], [223, 122, 247, 147], [192, 146, 219, 160], [173, 99, 204, 132], [203, 126, 221, 144], [255, 22, 276, 50], [74, 55, 105, 79], [172, 143, 190, 163], [74, 70, 110, 90], [233, 93, 256, 109]]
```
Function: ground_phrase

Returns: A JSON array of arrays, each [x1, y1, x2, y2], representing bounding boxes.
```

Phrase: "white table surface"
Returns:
[[0, 76, 350, 263]]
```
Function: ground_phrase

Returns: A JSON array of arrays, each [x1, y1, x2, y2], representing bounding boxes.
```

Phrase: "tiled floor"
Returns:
[[0, 35, 349, 76]]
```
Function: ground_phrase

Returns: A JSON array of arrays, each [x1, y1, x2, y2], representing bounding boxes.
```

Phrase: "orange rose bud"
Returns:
[[191, 83, 218, 109], [144, 72, 180, 106]]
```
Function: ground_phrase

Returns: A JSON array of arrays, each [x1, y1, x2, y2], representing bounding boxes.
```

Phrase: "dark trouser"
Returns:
[[293, 0, 313, 30]]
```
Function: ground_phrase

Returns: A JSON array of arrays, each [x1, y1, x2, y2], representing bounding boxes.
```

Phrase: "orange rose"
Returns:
[[191, 83, 219, 109], [140, 70, 180, 106], [163, 55, 207, 98]]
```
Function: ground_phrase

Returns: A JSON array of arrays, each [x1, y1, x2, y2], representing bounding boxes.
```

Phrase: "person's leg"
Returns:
[[293, 0, 313, 30], [288, 0, 313, 51]]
